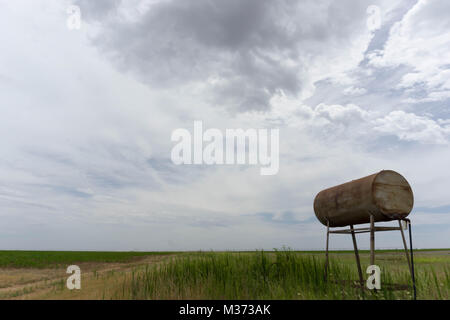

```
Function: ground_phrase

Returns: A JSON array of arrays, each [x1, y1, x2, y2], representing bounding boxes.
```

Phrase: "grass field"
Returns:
[[0, 250, 174, 268], [0, 249, 448, 300]]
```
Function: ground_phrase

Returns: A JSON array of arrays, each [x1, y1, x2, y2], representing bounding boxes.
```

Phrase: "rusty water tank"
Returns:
[[314, 170, 414, 227]]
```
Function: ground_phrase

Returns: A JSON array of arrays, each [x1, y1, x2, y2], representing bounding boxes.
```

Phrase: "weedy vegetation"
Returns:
[[113, 250, 449, 300], [0, 249, 448, 299]]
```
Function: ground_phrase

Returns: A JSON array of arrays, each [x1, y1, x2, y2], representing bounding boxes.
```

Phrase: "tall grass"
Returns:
[[114, 250, 448, 300]]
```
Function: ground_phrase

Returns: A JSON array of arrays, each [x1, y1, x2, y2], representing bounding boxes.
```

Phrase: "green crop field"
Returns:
[[0, 250, 174, 268]]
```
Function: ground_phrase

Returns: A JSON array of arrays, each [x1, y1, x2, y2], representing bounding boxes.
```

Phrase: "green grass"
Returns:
[[114, 250, 450, 300], [1, 249, 448, 300], [0, 250, 175, 268]]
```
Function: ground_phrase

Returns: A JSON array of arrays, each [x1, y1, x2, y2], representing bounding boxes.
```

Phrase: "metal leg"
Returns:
[[370, 215, 375, 266], [398, 220, 412, 277], [324, 220, 330, 281], [407, 220, 417, 300], [350, 224, 364, 285], [325, 217, 415, 296]]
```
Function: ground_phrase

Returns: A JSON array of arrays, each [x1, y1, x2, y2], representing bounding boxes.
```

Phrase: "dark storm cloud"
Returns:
[[76, 0, 373, 112]]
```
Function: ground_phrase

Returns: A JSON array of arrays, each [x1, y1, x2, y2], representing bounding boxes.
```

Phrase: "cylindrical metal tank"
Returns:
[[314, 170, 414, 227]]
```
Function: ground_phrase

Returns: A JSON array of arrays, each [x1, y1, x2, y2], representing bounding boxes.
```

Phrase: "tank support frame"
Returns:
[[323, 217, 416, 298]]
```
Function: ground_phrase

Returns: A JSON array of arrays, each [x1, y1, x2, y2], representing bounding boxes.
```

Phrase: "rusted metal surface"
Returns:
[[314, 170, 414, 227]]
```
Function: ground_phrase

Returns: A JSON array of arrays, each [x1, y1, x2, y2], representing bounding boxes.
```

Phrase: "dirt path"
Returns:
[[0, 254, 175, 299]]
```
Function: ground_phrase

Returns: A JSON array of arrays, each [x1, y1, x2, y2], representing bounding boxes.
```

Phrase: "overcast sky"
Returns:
[[1, 0, 449, 251]]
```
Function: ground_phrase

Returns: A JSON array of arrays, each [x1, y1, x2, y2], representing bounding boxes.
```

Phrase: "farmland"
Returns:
[[0, 250, 175, 269], [0, 249, 448, 300]]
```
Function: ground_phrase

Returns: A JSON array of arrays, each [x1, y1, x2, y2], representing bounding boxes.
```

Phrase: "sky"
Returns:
[[0, 0, 449, 251]]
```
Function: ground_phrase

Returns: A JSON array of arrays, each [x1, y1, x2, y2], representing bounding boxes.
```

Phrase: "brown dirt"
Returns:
[[0, 254, 175, 300]]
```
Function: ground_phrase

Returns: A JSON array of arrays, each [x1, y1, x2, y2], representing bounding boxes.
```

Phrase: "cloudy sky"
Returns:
[[1, 0, 449, 251]]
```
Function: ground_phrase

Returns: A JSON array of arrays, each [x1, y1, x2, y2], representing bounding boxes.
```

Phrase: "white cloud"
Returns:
[[314, 103, 370, 125], [368, 0, 450, 102], [266, 95, 450, 145], [373, 110, 450, 144], [343, 86, 368, 96]]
